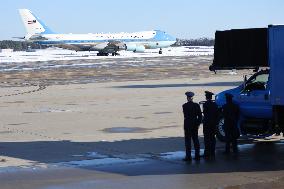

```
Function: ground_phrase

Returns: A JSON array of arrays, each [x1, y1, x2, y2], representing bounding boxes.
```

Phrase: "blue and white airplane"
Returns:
[[19, 9, 176, 56]]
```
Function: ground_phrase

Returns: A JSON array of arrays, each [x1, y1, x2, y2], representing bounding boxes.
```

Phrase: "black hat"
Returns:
[[185, 91, 194, 97], [205, 91, 214, 97]]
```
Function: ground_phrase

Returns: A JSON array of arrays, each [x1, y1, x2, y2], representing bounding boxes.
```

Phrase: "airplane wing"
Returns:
[[12, 37, 25, 40], [90, 41, 126, 54]]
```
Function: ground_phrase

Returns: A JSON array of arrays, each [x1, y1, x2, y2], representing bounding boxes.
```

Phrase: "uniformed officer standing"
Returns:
[[222, 93, 240, 155], [182, 91, 202, 161], [202, 91, 219, 159]]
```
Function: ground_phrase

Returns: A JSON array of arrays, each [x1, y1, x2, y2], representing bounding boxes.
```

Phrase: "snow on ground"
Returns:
[[56, 157, 147, 167], [0, 46, 213, 63], [159, 150, 205, 160], [0, 150, 210, 173], [0, 150, 210, 172]]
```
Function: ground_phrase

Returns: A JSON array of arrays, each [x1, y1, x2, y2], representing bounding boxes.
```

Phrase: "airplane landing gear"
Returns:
[[97, 52, 109, 56], [112, 52, 119, 56], [159, 48, 162, 54]]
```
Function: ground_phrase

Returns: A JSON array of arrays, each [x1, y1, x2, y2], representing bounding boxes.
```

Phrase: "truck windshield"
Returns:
[[243, 73, 269, 92]]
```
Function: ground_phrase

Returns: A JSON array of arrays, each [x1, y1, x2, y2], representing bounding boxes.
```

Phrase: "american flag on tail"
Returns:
[[28, 20, 36, 24]]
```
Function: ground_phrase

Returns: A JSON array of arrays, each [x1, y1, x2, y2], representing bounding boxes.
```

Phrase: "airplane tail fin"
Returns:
[[18, 9, 55, 39]]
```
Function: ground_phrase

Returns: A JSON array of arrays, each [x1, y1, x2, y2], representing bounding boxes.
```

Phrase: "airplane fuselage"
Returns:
[[34, 30, 176, 51]]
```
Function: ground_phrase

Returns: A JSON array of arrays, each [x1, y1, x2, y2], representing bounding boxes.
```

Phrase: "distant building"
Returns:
[[0, 49, 14, 53]]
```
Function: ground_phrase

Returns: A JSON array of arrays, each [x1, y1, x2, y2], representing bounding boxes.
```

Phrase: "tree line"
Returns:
[[173, 38, 215, 46], [0, 40, 45, 51]]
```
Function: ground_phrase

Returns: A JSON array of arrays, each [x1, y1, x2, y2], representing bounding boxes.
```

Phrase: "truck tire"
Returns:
[[216, 117, 226, 142]]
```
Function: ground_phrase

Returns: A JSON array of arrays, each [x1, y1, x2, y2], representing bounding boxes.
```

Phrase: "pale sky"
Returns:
[[1, 0, 283, 40]]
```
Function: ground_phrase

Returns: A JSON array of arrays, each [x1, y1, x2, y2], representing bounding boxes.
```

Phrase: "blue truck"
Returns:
[[209, 25, 284, 141]]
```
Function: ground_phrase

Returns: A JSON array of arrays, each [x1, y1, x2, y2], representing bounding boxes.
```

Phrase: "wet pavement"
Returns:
[[0, 140, 283, 189]]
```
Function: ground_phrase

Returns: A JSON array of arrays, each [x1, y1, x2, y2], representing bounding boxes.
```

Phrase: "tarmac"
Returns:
[[0, 140, 284, 189], [0, 55, 283, 188]]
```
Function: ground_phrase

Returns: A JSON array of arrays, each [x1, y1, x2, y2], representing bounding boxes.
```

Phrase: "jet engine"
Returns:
[[125, 44, 145, 52], [90, 42, 126, 52]]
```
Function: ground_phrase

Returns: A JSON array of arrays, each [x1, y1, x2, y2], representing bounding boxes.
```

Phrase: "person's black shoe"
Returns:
[[223, 151, 230, 155], [201, 154, 210, 160], [233, 151, 239, 156], [210, 155, 216, 161], [201, 153, 210, 158], [182, 157, 192, 162], [194, 156, 200, 161]]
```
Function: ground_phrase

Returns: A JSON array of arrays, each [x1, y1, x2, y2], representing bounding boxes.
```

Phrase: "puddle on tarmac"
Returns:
[[4, 101, 25, 104], [153, 112, 173, 115], [8, 123, 28, 126], [102, 124, 180, 133], [124, 116, 145, 120], [102, 127, 150, 133]]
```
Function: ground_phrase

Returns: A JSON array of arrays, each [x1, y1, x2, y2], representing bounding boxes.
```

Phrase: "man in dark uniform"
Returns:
[[202, 91, 219, 159], [182, 91, 202, 161], [222, 93, 240, 155]]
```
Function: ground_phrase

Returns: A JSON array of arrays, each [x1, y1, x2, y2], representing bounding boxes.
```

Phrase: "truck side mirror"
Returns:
[[244, 75, 248, 83], [243, 75, 248, 90]]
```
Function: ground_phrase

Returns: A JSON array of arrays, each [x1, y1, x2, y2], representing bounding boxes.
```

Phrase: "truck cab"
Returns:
[[210, 26, 284, 141], [215, 69, 272, 141]]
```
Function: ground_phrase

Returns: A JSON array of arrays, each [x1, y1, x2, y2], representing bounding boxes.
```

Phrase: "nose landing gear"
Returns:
[[159, 48, 163, 54]]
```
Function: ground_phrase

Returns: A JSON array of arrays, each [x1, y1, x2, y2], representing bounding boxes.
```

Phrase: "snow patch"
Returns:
[[0, 46, 213, 64], [57, 157, 146, 167], [159, 150, 205, 160]]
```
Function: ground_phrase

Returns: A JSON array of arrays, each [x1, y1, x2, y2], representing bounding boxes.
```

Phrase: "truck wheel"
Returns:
[[216, 118, 226, 142]]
